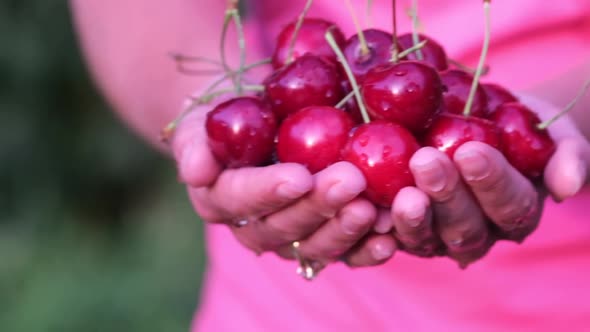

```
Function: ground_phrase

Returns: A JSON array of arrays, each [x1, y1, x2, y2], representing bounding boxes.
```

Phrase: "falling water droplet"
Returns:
[[358, 135, 370, 147], [359, 153, 369, 164], [407, 83, 419, 93], [382, 146, 392, 158]]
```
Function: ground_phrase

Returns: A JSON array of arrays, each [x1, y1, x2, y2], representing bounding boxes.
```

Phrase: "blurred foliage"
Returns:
[[0, 1, 205, 331]]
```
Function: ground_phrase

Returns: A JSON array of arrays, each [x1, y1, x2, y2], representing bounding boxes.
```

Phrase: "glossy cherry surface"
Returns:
[[398, 33, 449, 71], [343, 29, 396, 82], [276, 106, 354, 173], [272, 18, 346, 69], [361, 61, 443, 134], [482, 83, 518, 114], [342, 121, 420, 207], [206, 96, 277, 168], [264, 54, 344, 121], [422, 113, 501, 159], [439, 69, 488, 117], [489, 102, 556, 178]]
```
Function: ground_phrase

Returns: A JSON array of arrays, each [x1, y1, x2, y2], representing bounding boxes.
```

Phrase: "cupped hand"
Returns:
[[387, 94, 590, 267], [170, 102, 396, 273]]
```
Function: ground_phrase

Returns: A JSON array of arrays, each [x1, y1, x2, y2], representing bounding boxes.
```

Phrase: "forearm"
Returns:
[[69, 0, 265, 150]]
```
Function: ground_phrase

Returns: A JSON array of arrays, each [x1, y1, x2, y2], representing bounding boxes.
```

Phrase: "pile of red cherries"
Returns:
[[205, 17, 555, 208]]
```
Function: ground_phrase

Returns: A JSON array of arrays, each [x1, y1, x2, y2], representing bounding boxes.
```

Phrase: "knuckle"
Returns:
[[468, 166, 507, 193], [431, 174, 461, 204], [264, 220, 305, 244], [447, 227, 490, 254]]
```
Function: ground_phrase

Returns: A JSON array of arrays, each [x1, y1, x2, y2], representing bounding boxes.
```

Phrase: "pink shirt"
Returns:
[[193, 1, 590, 331]]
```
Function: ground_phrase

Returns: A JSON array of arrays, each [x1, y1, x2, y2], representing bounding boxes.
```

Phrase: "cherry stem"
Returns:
[[448, 58, 490, 76], [229, 7, 247, 95], [538, 77, 590, 130], [286, 0, 314, 65], [392, 40, 427, 62], [335, 91, 355, 109], [390, 0, 399, 62], [409, 0, 424, 61], [160, 58, 271, 141], [345, 0, 370, 57], [326, 30, 371, 124], [190, 84, 264, 103], [169, 53, 223, 67], [220, 10, 238, 90], [405, 7, 424, 33], [463, 0, 491, 117]]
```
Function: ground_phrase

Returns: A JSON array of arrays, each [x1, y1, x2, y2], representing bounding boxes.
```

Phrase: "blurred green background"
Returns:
[[0, 1, 206, 331]]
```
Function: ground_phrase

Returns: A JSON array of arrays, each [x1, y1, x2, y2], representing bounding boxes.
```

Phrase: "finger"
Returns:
[[373, 208, 394, 234], [342, 234, 397, 267], [454, 142, 543, 241], [544, 137, 590, 202], [260, 161, 367, 249], [187, 163, 313, 224], [171, 110, 222, 187], [391, 187, 444, 257], [410, 147, 491, 266], [278, 198, 376, 263]]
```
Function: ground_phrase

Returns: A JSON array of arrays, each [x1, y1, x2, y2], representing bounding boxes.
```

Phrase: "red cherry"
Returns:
[[264, 55, 344, 121], [342, 121, 420, 207], [422, 113, 501, 159], [276, 106, 354, 173], [397, 33, 449, 71], [340, 80, 364, 124], [482, 83, 518, 115], [272, 18, 346, 69], [489, 102, 556, 178], [361, 61, 444, 134], [343, 29, 397, 82], [439, 69, 488, 117], [206, 96, 277, 168]]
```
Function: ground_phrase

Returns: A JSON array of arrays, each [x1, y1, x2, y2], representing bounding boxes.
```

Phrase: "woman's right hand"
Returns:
[[169, 103, 398, 274]]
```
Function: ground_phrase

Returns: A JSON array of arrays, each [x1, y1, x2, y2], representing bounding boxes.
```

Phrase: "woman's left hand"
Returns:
[[383, 94, 590, 267]]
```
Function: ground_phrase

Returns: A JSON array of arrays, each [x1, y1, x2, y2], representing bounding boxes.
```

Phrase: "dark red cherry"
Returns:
[[361, 61, 443, 134], [264, 54, 344, 121], [489, 102, 556, 178], [439, 69, 488, 117], [422, 113, 501, 159], [343, 29, 398, 82], [276, 106, 354, 173], [398, 33, 449, 71], [272, 18, 346, 69], [342, 121, 420, 207], [482, 83, 518, 114], [340, 80, 364, 124], [206, 96, 277, 168]]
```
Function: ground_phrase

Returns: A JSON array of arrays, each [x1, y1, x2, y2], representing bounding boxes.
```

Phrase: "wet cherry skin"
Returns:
[[342, 121, 420, 207], [489, 102, 556, 178], [206, 96, 277, 168], [276, 106, 354, 173]]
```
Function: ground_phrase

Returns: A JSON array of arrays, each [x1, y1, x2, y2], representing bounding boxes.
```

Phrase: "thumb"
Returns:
[[170, 107, 222, 188], [544, 137, 590, 201]]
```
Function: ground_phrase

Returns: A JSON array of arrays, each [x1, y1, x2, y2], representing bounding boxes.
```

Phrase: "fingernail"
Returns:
[[276, 182, 310, 199], [404, 204, 425, 227], [449, 238, 463, 248], [326, 180, 365, 205], [372, 242, 394, 260], [374, 212, 393, 234], [412, 157, 446, 192], [455, 150, 490, 181], [341, 213, 367, 235]]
